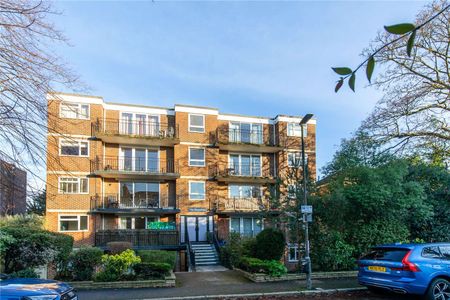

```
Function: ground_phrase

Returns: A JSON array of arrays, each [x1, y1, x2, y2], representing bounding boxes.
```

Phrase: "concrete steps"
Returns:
[[191, 243, 220, 266]]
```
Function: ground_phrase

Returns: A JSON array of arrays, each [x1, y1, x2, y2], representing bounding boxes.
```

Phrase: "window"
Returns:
[[440, 246, 450, 260], [189, 114, 205, 133], [60, 102, 89, 119], [60, 139, 89, 156], [189, 181, 205, 200], [288, 244, 299, 262], [189, 147, 205, 166], [287, 152, 307, 168], [229, 154, 261, 176], [59, 177, 88, 194], [422, 247, 442, 259], [120, 148, 159, 172], [287, 123, 307, 137], [287, 184, 298, 199], [59, 215, 88, 231], [229, 185, 261, 199], [360, 248, 409, 262], [120, 113, 160, 136], [230, 217, 263, 237], [119, 216, 159, 230], [120, 182, 159, 208], [229, 122, 263, 144]]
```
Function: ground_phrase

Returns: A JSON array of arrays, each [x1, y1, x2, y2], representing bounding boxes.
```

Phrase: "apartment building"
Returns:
[[0, 160, 27, 216], [45, 92, 316, 268]]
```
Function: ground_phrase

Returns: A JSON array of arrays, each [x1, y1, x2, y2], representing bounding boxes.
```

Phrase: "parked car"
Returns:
[[358, 243, 450, 299], [0, 276, 77, 300]]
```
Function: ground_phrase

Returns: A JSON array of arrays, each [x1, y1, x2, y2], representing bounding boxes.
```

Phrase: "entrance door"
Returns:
[[186, 216, 208, 242]]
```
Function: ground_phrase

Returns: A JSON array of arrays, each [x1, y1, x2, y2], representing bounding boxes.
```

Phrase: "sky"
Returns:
[[51, 0, 427, 179]]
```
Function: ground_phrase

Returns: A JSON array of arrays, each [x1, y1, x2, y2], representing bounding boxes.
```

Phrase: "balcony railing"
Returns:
[[95, 229, 179, 248], [92, 118, 179, 140], [211, 163, 275, 178], [91, 156, 179, 175], [216, 127, 277, 147], [91, 193, 178, 211], [215, 197, 268, 212]]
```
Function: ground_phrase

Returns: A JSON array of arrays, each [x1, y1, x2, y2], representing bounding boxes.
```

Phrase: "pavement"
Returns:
[[76, 270, 363, 300]]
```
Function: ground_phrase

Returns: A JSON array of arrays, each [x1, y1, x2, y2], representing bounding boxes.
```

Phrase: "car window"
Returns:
[[361, 248, 409, 262], [422, 246, 441, 258], [440, 246, 450, 260]]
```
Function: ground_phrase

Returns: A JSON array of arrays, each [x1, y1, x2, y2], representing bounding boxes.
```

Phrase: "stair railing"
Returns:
[[186, 230, 196, 272]]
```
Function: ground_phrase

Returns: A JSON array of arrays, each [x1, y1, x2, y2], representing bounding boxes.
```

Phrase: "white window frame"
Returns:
[[229, 121, 263, 144], [59, 138, 89, 157], [287, 152, 307, 168], [189, 181, 206, 200], [228, 153, 262, 176], [228, 184, 263, 199], [59, 102, 90, 120], [58, 177, 89, 194], [188, 147, 205, 167], [58, 215, 89, 232], [287, 123, 307, 137], [119, 147, 160, 172], [119, 112, 160, 136], [118, 216, 160, 230], [188, 114, 205, 133], [287, 184, 298, 199], [229, 217, 264, 236], [288, 244, 299, 262]]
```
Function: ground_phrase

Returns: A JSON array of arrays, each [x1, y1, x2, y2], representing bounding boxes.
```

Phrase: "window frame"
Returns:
[[58, 215, 89, 232], [188, 114, 205, 133], [287, 152, 307, 168], [287, 123, 307, 137], [229, 217, 264, 237], [288, 244, 300, 262], [59, 138, 89, 157], [58, 177, 89, 194], [228, 184, 262, 199], [189, 181, 206, 201], [228, 153, 262, 176], [118, 147, 160, 172], [118, 216, 160, 230], [59, 102, 90, 120], [188, 147, 206, 167], [119, 181, 160, 208], [119, 112, 160, 136]]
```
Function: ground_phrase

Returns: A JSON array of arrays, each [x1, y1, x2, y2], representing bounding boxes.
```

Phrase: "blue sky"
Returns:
[[52, 0, 426, 178]]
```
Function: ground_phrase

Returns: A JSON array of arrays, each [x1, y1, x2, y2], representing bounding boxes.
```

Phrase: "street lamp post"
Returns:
[[300, 113, 313, 290]]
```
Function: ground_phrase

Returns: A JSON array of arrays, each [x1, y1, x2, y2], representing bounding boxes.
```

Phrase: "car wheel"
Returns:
[[426, 278, 450, 300]]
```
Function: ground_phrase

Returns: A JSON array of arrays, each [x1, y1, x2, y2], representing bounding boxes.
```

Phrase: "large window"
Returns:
[[287, 152, 307, 168], [229, 154, 261, 176], [229, 185, 261, 199], [60, 139, 89, 156], [120, 182, 159, 208], [59, 177, 88, 194], [59, 215, 88, 232], [287, 123, 307, 137], [60, 102, 89, 119], [119, 216, 159, 230], [288, 244, 299, 262], [120, 148, 159, 172], [287, 184, 298, 199], [189, 147, 205, 166], [120, 112, 159, 136], [189, 114, 205, 133], [229, 122, 263, 144], [189, 181, 205, 200], [230, 217, 263, 237]]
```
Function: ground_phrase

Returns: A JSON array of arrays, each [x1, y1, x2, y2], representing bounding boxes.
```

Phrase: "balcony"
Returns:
[[91, 193, 179, 214], [215, 197, 269, 213], [215, 127, 282, 153], [210, 164, 276, 184], [90, 156, 179, 180], [95, 229, 179, 249], [91, 118, 179, 146]]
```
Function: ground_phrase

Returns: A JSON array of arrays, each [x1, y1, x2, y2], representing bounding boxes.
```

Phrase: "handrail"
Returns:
[[91, 193, 178, 210], [185, 229, 196, 272], [91, 155, 179, 174], [212, 231, 221, 255]]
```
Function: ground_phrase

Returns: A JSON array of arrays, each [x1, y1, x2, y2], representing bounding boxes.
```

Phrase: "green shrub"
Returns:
[[254, 228, 285, 261], [239, 256, 287, 277], [107, 241, 132, 254], [264, 260, 287, 277], [68, 247, 103, 281], [219, 232, 243, 268], [94, 249, 141, 282], [10, 268, 39, 278], [136, 250, 176, 269], [133, 262, 172, 279], [0, 214, 44, 229], [241, 237, 257, 257], [52, 233, 74, 279], [311, 229, 355, 271]]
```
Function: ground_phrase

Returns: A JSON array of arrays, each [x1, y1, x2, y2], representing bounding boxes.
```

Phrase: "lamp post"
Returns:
[[300, 113, 313, 290]]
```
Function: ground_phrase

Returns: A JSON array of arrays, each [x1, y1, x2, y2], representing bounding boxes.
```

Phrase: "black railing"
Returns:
[[210, 163, 275, 178], [91, 193, 178, 210], [95, 229, 179, 248], [92, 118, 179, 139], [186, 229, 195, 272], [216, 127, 278, 146], [91, 156, 179, 174]]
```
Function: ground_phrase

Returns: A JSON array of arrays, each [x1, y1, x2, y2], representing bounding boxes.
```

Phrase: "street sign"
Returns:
[[301, 205, 313, 214]]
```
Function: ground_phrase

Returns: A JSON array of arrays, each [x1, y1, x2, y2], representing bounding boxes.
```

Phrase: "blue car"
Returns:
[[0, 277, 77, 300], [358, 243, 450, 299]]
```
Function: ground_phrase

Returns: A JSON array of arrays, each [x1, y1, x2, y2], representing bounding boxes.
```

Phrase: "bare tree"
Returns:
[[360, 1, 449, 156], [0, 1, 79, 195]]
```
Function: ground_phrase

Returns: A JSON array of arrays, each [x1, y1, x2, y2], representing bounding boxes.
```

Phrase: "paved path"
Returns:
[[77, 270, 362, 300]]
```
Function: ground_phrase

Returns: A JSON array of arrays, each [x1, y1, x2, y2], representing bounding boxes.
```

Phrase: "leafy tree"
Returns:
[[254, 228, 285, 261], [27, 189, 46, 216]]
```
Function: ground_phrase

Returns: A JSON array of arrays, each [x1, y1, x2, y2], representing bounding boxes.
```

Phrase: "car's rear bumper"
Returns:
[[358, 274, 427, 295]]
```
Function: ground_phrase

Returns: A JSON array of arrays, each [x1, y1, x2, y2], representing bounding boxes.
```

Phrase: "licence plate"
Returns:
[[368, 266, 387, 272]]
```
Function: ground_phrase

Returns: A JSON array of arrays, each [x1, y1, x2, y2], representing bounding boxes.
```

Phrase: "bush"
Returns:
[[52, 233, 74, 278], [136, 250, 176, 269], [107, 241, 132, 254], [133, 262, 172, 279], [68, 247, 103, 281], [10, 268, 39, 278], [219, 232, 243, 268], [239, 256, 287, 277], [264, 260, 287, 277], [94, 249, 141, 282], [254, 228, 285, 261], [0, 214, 44, 229]]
